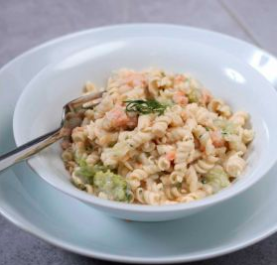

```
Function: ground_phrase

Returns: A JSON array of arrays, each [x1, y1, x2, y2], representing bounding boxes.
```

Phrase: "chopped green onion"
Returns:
[[124, 99, 167, 115]]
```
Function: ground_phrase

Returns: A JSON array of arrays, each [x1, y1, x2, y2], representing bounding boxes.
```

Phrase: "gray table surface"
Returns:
[[1, 0, 277, 264]]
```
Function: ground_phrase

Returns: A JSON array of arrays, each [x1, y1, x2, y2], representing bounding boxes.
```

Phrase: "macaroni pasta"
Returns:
[[61, 69, 254, 205]]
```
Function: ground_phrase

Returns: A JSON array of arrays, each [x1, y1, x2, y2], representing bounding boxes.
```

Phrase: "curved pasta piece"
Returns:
[[84, 184, 94, 194], [71, 127, 87, 142], [224, 152, 246, 177], [242, 129, 255, 144], [228, 140, 247, 154], [135, 188, 161, 205], [185, 166, 200, 192], [193, 125, 215, 155], [177, 189, 207, 203], [117, 163, 130, 178], [62, 149, 74, 163], [137, 114, 154, 131], [86, 152, 100, 166], [152, 113, 172, 137], [93, 119, 119, 146], [208, 98, 232, 118], [141, 141, 156, 152], [127, 131, 153, 148], [93, 96, 114, 119], [100, 142, 129, 167], [194, 107, 216, 127], [164, 186, 186, 200], [142, 164, 160, 176], [118, 131, 133, 142], [157, 144, 175, 155], [85, 121, 96, 141], [129, 169, 148, 180], [157, 156, 171, 171], [193, 155, 218, 174], [185, 118, 198, 131], [72, 142, 87, 159], [230, 111, 249, 126], [71, 172, 86, 190], [123, 87, 145, 101], [166, 127, 191, 142], [146, 180, 164, 193], [169, 171, 184, 184], [166, 110, 183, 127]]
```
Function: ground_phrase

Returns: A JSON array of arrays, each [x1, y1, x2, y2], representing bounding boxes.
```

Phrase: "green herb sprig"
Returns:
[[124, 99, 167, 115]]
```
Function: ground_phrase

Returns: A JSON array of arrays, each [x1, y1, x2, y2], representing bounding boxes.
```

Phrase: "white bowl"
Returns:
[[13, 35, 277, 222]]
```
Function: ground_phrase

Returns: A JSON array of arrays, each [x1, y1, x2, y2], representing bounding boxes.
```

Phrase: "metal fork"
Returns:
[[0, 91, 104, 173]]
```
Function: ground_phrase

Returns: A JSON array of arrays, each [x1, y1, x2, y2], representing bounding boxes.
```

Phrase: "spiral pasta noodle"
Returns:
[[152, 113, 172, 137], [62, 68, 254, 205], [193, 155, 218, 174], [224, 152, 246, 177], [135, 188, 161, 205]]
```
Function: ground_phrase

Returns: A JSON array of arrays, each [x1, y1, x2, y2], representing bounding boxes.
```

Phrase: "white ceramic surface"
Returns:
[[13, 26, 277, 221], [1, 24, 277, 263]]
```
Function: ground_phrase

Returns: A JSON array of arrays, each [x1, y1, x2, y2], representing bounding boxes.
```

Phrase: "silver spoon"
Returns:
[[0, 91, 104, 172]]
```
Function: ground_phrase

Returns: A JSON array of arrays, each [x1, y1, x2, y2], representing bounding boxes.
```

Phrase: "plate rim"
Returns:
[[1, 23, 277, 263], [12, 27, 277, 217], [2, 23, 277, 76], [1, 193, 277, 264]]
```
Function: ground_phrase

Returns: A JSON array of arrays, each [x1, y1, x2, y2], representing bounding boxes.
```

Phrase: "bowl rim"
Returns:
[[13, 23, 277, 214]]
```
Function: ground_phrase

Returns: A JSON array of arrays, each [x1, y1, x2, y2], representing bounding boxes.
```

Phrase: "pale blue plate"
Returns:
[[1, 25, 277, 263]]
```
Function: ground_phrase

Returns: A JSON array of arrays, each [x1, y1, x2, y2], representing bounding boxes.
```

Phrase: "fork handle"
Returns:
[[0, 128, 62, 173]]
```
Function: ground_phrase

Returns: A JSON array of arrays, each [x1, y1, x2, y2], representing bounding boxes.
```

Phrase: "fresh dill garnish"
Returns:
[[124, 99, 167, 115]]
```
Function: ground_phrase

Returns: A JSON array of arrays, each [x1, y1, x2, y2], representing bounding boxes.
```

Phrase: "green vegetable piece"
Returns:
[[76, 159, 108, 182], [75, 160, 94, 180], [204, 166, 230, 192], [93, 170, 132, 202], [124, 99, 167, 115], [76, 157, 87, 168], [214, 119, 236, 135], [75, 159, 132, 202], [187, 88, 202, 103]]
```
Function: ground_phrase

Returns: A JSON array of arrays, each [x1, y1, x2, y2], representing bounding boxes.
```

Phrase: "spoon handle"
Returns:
[[0, 128, 62, 173]]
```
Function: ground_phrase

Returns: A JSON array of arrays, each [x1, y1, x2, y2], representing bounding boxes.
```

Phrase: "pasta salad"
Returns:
[[61, 69, 254, 205]]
